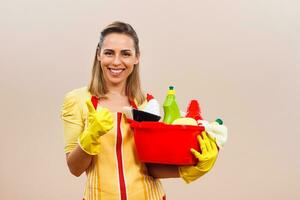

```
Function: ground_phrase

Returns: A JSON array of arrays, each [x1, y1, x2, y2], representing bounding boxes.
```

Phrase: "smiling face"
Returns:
[[97, 33, 139, 88]]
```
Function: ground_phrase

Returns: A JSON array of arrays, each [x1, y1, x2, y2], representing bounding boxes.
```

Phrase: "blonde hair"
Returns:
[[88, 21, 145, 105]]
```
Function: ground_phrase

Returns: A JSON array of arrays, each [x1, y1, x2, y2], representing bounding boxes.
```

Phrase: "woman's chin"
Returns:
[[105, 77, 126, 86]]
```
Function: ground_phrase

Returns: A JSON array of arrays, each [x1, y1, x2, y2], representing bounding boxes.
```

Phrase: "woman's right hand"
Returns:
[[78, 100, 114, 155]]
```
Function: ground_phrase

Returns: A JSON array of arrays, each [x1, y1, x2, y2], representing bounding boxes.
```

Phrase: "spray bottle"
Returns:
[[185, 99, 203, 123], [163, 86, 181, 124]]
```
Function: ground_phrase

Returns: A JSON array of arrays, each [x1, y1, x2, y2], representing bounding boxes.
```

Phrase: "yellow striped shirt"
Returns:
[[61, 87, 165, 200]]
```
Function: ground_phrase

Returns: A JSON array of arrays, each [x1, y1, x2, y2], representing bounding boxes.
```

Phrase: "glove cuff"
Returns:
[[78, 129, 101, 155], [178, 166, 207, 184]]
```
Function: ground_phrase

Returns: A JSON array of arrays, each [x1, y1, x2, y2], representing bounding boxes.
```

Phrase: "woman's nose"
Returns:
[[112, 55, 122, 66]]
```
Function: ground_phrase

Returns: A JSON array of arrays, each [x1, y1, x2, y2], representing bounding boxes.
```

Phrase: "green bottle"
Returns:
[[163, 86, 181, 124]]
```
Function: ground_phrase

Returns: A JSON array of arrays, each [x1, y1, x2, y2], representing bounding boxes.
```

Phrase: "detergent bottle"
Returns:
[[185, 99, 203, 122], [163, 86, 181, 124]]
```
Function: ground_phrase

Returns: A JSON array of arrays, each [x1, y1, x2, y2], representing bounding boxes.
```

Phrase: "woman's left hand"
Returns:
[[178, 131, 218, 183]]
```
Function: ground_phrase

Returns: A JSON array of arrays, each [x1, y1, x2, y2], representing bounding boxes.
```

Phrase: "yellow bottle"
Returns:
[[163, 86, 181, 124]]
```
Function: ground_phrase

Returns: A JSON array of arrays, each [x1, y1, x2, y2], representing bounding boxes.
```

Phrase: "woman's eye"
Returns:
[[123, 53, 131, 57], [104, 52, 113, 56]]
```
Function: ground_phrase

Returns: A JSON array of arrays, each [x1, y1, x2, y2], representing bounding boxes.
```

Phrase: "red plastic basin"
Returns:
[[129, 120, 205, 165]]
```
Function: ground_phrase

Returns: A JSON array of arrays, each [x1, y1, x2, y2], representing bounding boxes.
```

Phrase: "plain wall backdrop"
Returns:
[[1, 0, 299, 199]]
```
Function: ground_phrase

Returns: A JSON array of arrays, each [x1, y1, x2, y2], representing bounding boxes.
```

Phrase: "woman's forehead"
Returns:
[[102, 33, 135, 50]]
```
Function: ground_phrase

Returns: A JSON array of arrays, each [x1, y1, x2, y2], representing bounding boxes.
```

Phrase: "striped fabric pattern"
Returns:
[[82, 95, 165, 200], [62, 87, 165, 200]]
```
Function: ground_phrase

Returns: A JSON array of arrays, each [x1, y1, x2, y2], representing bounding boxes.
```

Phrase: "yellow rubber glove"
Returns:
[[78, 100, 114, 155], [179, 131, 218, 183]]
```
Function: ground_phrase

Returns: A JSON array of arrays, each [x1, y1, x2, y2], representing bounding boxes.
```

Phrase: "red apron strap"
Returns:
[[129, 99, 138, 109], [91, 96, 99, 110]]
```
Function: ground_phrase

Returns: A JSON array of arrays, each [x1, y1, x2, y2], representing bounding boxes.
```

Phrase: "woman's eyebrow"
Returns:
[[103, 49, 132, 52], [121, 49, 132, 52]]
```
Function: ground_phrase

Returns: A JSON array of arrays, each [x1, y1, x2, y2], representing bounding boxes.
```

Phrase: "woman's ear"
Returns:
[[97, 52, 101, 62], [96, 48, 101, 61], [134, 54, 140, 65]]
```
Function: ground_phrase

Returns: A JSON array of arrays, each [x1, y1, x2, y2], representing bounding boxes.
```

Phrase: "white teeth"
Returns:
[[109, 68, 124, 75]]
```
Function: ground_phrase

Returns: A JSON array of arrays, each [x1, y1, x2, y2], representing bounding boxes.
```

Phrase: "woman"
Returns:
[[61, 21, 218, 200]]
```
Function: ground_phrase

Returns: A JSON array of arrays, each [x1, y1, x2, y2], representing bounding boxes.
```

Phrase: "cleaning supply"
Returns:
[[185, 100, 203, 123], [142, 94, 160, 116], [178, 131, 218, 183], [163, 86, 181, 124], [78, 100, 114, 155], [215, 118, 223, 125], [172, 117, 198, 126], [198, 118, 228, 148], [132, 109, 161, 122]]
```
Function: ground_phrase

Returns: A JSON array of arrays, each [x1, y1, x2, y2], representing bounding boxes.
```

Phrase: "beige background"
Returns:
[[1, 0, 299, 199]]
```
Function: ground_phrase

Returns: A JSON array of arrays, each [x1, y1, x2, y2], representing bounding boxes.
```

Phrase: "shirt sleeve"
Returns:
[[61, 90, 85, 153]]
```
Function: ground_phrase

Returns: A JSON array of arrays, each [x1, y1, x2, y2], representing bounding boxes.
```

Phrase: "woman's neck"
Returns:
[[106, 82, 126, 97], [99, 83, 131, 112]]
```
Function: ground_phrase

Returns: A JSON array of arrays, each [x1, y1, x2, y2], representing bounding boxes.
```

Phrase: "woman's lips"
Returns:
[[108, 67, 125, 76]]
